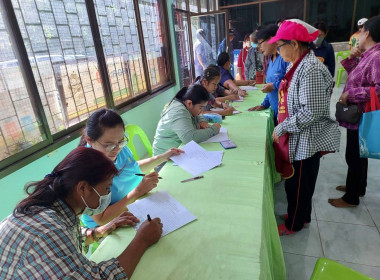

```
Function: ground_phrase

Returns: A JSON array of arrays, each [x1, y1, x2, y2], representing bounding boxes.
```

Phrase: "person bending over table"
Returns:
[[0, 147, 163, 279], [195, 66, 235, 116], [248, 24, 289, 123], [153, 84, 221, 156], [217, 52, 255, 96], [204, 64, 242, 103], [79, 109, 183, 228]]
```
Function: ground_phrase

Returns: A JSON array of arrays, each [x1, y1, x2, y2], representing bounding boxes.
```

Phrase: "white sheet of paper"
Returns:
[[128, 191, 197, 236], [206, 151, 224, 166], [239, 85, 258, 91], [210, 107, 223, 111], [232, 96, 244, 102], [202, 127, 229, 143], [233, 110, 241, 114], [170, 141, 223, 176]]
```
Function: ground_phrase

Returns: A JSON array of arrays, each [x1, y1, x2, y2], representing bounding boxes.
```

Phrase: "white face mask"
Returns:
[[246, 41, 252, 48], [81, 187, 111, 216], [314, 37, 324, 46]]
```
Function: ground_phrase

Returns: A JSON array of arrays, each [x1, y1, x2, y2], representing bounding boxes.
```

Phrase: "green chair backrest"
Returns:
[[125, 124, 153, 161], [335, 50, 350, 64], [310, 258, 375, 280]]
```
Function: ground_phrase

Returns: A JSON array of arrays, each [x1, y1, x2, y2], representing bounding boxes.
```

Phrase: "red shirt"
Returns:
[[237, 47, 250, 80]]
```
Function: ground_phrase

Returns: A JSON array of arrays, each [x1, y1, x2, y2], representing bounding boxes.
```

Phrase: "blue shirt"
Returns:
[[261, 54, 289, 119], [218, 65, 234, 87], [313, 40, 335, 77], [81, 146, 143, 228]]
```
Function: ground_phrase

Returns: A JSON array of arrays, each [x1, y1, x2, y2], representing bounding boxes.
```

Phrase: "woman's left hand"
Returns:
[[248, 80, 256, 86], [162, 148, 184, 160], [339, 92, 349, 105], [97, 212, 140, 237], [272, 130, 279, 144], [262, 83, 274, 93], [199, 121, 210, 129]]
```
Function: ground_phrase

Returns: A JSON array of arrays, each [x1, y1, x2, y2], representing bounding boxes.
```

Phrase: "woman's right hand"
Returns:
[[135, 172, 159, 196], [213, 123, 221, 131], [224, 106, 235, 115], [248, 105, 265, 111], [230, 94, 240, 101], [238, 89, 247, 96], [349, 47, 362, 59], [135, 218, 163, 247]]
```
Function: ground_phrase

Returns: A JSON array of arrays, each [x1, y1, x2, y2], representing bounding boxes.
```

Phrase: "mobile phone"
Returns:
[[220, 140, 237, 149]]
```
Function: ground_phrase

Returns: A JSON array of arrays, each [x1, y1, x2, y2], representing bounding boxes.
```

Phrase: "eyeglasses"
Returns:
[[276, 42, 290, 52], [96, 135, 129, 152], [257, 39, 267, 47]]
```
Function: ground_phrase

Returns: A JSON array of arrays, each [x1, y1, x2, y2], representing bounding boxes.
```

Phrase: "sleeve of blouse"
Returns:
[[17, 228, 127, 280]]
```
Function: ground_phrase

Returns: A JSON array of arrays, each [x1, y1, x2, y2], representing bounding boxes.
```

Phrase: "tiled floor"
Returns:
[[274, 86, 380, 280]]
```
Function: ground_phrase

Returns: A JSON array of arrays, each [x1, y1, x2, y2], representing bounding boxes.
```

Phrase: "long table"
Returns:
[[90, 86, 286, 279]]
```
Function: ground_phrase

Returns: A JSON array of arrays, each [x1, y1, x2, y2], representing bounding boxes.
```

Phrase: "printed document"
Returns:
[[170, 140, 223, 176], [202, 127, 229, 143], [239, 85, 258, 91], [128, 191, 197, 236]]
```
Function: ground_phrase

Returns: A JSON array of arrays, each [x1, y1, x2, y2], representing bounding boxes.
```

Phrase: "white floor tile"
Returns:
[[280, 222, 324, 258], [283, 253, 319, 280], [313, 192, 375, 226], [362, 190, 380, 230], [318, 221, 380, 267]]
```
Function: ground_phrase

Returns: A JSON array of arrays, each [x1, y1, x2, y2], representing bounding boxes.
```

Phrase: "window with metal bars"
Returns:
[[0, 0, 173, 168]]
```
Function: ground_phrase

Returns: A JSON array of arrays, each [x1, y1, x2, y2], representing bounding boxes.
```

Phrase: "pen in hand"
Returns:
[[135, 173, 163, 179], [147, 214, 152, 221]]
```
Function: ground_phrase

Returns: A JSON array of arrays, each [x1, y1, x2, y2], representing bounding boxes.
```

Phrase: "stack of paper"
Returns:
[[128, 191, 197, 236], [239, 85, 258, 91], [202, 127, 229, 143], [170, 141, 223, 176]]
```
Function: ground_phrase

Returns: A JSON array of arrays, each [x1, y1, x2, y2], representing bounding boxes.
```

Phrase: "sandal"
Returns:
[[278, 224, 297, 236]]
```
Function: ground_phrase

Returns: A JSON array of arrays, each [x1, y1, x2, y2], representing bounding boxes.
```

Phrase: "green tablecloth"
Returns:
[[90, 86, 286, 280]]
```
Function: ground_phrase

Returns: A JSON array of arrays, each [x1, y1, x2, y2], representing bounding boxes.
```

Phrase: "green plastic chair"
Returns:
[[310, 258, 375, 280], [335, 50, 350, 88], [125, 124, 153, 161]]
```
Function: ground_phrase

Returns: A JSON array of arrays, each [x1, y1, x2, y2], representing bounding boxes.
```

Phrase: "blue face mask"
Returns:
[[252, 43, 258, 48], [81, 187, 111, 216]]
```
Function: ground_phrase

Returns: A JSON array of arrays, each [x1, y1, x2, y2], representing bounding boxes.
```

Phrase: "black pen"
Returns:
[[135, 173, 163, 179], [147, 214, 152, 221]]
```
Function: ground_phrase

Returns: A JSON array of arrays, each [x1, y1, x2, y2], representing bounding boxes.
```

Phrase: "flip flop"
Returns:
[[278, 224, 297, 236]]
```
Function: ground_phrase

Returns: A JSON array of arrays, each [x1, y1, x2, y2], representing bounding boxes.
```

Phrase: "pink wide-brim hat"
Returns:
[[268, 19, 319, 44]]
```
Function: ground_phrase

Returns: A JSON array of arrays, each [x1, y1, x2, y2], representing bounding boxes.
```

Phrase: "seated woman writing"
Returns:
[[217, 52, 256, 96], [79, 109, 183, 228], [153, 85, 221, 156], [0, 147, 163, 279], [195, 66, 236, 116]]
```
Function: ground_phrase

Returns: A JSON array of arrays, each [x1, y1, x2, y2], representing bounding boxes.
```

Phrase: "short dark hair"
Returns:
[[364, 15, 380, 43], [217, 52, 230, 66], [255, 24, 279, 43], [314, 21, 327, 34]]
